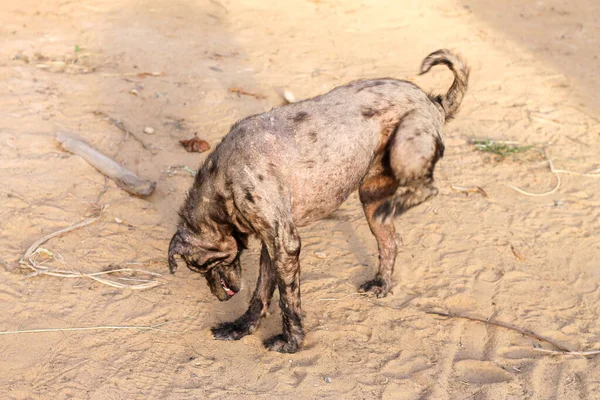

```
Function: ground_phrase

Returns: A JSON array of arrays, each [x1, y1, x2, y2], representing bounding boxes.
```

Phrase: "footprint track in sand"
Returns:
[[453, 360, 512, 384]]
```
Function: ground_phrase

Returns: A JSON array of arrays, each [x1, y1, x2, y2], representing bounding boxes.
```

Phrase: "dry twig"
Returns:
[[95, 176, 109, 204], [92, 110, 157, 154], [228, 87, 266, 99], [56, 133, 156, 197], [510, 244, 525, 261], [0, 188, 33, 205], [451, 185, 488, 197], [426, 310, 571, 352], [530, 348, 600, 357], [98, 71, 164, 78], [310, 293, 369, 303]]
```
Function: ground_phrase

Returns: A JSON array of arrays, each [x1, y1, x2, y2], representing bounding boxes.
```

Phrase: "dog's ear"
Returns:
[[168, 231, 189, 274], [168, 228, 240, 274]]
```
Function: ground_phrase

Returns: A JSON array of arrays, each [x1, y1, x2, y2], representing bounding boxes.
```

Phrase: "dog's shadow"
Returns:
[[313, 193, 379, 286]]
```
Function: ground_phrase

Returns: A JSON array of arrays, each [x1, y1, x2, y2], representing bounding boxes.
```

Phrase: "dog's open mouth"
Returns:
[[220, 276, 236, 297]]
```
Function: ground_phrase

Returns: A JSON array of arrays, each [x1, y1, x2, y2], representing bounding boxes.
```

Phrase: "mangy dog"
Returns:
[[168, 49, 469, 353]]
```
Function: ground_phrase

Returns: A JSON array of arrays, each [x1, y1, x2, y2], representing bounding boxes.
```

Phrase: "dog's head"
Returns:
[[168, 225, 245, 301]]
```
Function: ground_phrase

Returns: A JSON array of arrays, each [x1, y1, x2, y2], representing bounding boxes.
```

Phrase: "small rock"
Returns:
[[324, 376, 332, 383], [115, 217, 123, 224], [283, 89, 296, 104], [130, 88, 140, 96], [143, 126, 155, 134], [314, 251, 327, 259]]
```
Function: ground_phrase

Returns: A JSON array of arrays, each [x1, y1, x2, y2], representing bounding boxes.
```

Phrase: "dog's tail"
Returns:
[[419, 49, 470, 121]]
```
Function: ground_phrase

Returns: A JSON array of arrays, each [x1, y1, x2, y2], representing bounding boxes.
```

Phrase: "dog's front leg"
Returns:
[[263, 223, 304, 353], [212, 243, 277, 340]]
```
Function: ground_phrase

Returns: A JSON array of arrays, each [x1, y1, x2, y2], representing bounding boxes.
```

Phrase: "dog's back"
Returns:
[[198, 49, 468, 226]]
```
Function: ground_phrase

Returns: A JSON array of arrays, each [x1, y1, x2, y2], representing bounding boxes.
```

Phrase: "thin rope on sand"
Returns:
[[506, 149, 599, 197], [20, 206, 162, 290], [0, 321, 179, 335]]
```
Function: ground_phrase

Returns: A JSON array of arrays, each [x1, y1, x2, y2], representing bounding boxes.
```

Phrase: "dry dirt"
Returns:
[[1, 0, 600, 399]]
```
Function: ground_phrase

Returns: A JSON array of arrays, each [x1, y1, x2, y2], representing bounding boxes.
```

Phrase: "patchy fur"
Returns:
[[168, 49, 469, 353]]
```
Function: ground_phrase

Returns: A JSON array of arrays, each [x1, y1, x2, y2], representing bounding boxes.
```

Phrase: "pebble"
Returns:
[[283, 89, 296, 104], [143, 126, 155, 135], [324, 376, 332, 383], [314, 251, 327, 259]]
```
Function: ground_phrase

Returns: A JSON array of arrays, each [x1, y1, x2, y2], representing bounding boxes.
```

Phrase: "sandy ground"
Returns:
[[1, 0, 599, 398]]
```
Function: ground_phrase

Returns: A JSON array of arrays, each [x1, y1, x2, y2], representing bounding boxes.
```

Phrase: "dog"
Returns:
[[168, 49, 469, 353]]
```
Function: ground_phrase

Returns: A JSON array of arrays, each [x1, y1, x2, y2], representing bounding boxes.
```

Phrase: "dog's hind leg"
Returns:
[[374, 112, 445, 223], [212, 243, 277, 340], [359, 113, 444, 297], [358, 172, 399, 297]]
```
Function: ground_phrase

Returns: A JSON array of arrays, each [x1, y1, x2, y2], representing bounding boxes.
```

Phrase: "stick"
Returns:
[[98, 72, 164, 78], [568, 105, 600, 125], [451, 185, 488, 197], [529, 112, 561, 124], [95, 176, 109, 204], [510, 244, 525, 261], [92, 110, 157, 154], [530, 348, 600, 356], [228, 87, 266, 99], [56, 133, 156, 197], [426, 310, 571, 352], [312, 293, 369, 302], [0, 188, 33, 205]]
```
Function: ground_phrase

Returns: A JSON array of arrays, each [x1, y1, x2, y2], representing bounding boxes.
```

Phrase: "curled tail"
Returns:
[[419, 49, 470, 121]]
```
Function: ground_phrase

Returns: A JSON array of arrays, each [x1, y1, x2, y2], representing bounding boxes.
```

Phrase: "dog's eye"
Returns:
[[183, 257, 210, 273], [205, 256, 228, 268], [203, 259, 220, 269], [186, 259, 205, 272], [186, 256, 227, 274]]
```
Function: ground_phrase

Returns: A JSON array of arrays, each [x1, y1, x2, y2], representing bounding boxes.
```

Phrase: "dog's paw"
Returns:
[[264, 334, 299, 353], [211, 321, 254, 341], [359, 278, 391, 298]]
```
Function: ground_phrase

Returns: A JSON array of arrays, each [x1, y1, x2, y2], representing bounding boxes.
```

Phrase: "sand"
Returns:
[[1, 0, 599, 398]]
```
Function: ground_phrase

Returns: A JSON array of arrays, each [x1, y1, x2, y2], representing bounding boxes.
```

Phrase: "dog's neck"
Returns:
[[180, 181, 222, 227]]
